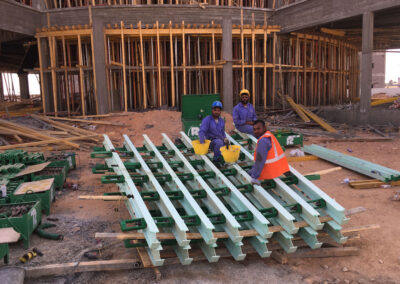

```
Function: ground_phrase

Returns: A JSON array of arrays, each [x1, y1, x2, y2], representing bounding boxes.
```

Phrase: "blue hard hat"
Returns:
[[211, 101, 223, 109]]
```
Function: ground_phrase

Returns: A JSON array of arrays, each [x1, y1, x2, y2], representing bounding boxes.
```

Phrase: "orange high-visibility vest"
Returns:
[[254, 131, 290, 180]]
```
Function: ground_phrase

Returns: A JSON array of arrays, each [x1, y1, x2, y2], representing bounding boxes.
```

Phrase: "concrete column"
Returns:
[[19, 73, 30, 100], [360, 12, 374, 116], [31, 0, 45, 10], [40, 39, 53, 112], [0, 73, 4, 101], [92, 14, 109, 114], [222, 16, 233, 113]]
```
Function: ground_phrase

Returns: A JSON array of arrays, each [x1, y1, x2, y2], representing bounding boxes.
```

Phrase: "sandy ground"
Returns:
[[2, 110, 400, 284]]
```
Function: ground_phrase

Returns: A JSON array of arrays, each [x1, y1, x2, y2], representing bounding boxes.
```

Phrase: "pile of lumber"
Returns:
[[0, 99, 41, 118], [274, 91, 337, 133], [0, 114, 103, 151]]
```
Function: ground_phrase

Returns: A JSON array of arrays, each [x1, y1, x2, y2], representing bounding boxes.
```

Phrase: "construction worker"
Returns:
[[232, 89, 257, 135], [248, 120, 290, 184], [199, 101, 229, 163]]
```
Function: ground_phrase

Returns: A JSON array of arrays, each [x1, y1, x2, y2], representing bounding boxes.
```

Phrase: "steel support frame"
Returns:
[[237, 132, 348, 227], [122, 134, 192, 265], [179, 132, 273, 258], [101, 135, 164, 266]]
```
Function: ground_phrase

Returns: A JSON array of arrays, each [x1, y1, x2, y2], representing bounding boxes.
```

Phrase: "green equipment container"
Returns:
[[181, 94, 220, 137], [273, 129, 303, 147], [31, 160, 68, 190], [0, 200, 42, 249], [10, 178, 55, 216], [48, 152, 77, 170], [0, 243, 9, 264]]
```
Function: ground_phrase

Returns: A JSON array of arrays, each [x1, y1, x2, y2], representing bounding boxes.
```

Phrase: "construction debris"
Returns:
[[0, 115, 102, 151]]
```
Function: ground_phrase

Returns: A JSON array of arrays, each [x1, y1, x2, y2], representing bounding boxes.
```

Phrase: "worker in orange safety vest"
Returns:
[[247, 120, 290, 184]]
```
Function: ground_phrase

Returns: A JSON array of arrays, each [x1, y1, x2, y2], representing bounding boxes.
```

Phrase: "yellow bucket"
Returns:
[[192, 140, 211, 155], [220, 145, 241, 163]]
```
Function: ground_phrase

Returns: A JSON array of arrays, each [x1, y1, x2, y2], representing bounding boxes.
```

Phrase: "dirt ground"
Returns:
[[3, 110, 400, 284]]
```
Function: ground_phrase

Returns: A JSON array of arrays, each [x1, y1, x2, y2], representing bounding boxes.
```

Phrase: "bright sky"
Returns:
[[386, 50, 400, 83], [1, 50, 400, 95]]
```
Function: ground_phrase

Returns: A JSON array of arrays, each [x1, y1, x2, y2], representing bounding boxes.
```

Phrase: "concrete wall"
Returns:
[[48, 6, 272, 27], [321, 107, 400, 126], [0, 1, 42, 36], [272, 0, 400, 32], [372, 52, 386, 88]]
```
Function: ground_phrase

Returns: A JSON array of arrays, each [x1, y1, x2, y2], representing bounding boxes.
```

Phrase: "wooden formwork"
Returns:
[[278, 33, 359, 107], [35, 19, 359, 115]]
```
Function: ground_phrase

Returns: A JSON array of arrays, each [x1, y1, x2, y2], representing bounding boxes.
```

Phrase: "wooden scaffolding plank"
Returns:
[[298, 104, 337, 133]]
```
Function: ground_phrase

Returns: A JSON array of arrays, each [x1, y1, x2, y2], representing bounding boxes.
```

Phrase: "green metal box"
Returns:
[[0, 200, 42, 249], [31, 160, 68, 190], [181, 94, 220, 136], [10, 178, 55, 216], [273, 130, 303, 147], [0, 243, 9, 264]]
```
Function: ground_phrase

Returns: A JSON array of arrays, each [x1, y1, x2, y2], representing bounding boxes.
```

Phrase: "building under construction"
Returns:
[[1, 0, 400, 124]]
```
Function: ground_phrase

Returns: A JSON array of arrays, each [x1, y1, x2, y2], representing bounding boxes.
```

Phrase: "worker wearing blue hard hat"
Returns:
[[232, 89, 257, 135], [199, 100, 229, 164]]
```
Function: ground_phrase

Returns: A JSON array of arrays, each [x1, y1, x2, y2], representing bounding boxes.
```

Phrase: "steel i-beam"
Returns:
[[122, 135, 192, 265], [161, 134, 245, 260], [102, 135, 164, 266]]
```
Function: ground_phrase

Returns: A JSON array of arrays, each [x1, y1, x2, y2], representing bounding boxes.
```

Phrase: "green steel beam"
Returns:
[[101, 135, 164, 266], [303, 144, 400, 182], [143, 134, 216, 245], [122, 135, 191, 265]]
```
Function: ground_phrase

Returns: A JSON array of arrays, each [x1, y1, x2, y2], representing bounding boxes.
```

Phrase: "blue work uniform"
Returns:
[[199, 115, 226, 161], [247, 136, 272, 182], [232, 103, 257, 135]]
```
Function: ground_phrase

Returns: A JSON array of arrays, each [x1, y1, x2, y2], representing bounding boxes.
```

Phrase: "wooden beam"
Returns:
[[0, 135, 101, 150], [90, 28, 99, 115], [0, 119, 80, 148], [305, 167, 342, 176], [31, 114, 99, 138], [182, 21, 186, 95], [36, 37, 47, 114], [371, 96, 400, 107], [251, 13, 256, 106], [25, 259, 141, 279], [156, 21, 162, 107], [77, 34, 86, 116], [138, 21, 147, 109], [212, 20, 217, 94], [62, 36, 71, 117], [320, 27, 346, 37], [121, 21, 128, 112], [282, 247, 360, 260], [241, 9, 245, 89], [96, 216, 334, 241], [284, 94, 311, 122], [297, 104, 337, 133], [287, 155, 319, 162], [169, 21, 175, 107], [43, 116, 126, 126], [49, 36, 58, 116]]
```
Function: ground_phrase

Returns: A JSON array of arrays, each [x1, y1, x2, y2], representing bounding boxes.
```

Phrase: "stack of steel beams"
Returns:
[[91, 133, 349, 266], [303, 144, 400, 182]]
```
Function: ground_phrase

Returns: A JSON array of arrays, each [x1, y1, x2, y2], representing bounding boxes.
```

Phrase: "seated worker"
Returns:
[[199, 101, 229, 163], [232, 89, 257, 135], [248, 120, 290, 184]]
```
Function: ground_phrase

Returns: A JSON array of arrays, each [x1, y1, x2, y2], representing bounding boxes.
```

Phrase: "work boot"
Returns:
[[212, 157, 221, 167]]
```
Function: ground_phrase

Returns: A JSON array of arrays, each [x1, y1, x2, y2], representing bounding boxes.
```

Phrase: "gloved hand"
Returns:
[[251, 178, 261, 185]]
